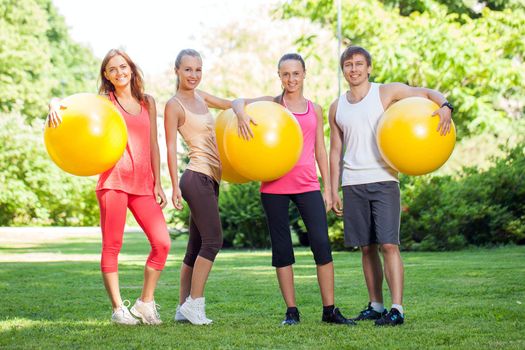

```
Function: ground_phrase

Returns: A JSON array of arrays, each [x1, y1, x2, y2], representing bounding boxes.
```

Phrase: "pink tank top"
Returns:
[[96, 92, 154, 195], [260, 99, 320, 194]]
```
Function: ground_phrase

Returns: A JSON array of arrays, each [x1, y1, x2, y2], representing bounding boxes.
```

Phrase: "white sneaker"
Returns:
[[174, 305, 188, 322], [180, 296, 213, 325], [111, 300, 140, 325], [130, 298, 162, 325]]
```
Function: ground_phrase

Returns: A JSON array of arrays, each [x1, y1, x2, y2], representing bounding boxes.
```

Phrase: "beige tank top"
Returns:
[[175, 97, 221, 183]]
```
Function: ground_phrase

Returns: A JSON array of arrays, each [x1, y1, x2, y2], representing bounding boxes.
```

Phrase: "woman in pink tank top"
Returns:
[[232, 54, 355, 325], [46, 49, 170, 325], [164, 49, 232, 325]]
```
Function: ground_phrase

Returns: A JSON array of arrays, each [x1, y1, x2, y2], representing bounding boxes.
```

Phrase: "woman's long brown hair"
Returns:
[[98, 49, 147, 106]]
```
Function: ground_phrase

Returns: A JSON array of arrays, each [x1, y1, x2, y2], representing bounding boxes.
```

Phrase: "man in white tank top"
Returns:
[[328, 46, 453, 326]]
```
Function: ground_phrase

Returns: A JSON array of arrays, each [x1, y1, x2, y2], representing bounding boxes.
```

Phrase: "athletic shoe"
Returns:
[[180, 296, 212, 325], [174, 304, 188, 322], [111, 300, 140, 325], [130, 298, 162, 325], [353, 302, 388, 321], [375, 308, 405, 326], [322, 307, 357, 325], [281, 310, 300, 326]]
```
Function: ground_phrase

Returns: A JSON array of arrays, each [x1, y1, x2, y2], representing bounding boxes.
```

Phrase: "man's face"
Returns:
[[342, 54, 371, 87]]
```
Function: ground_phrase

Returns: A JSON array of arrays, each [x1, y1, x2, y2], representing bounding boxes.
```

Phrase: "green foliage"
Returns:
[[328, 143, 525, 251], [400, 143, 525, 250], [281, 0, 525, 136], [168, 178, 320, 249], [218, 182, 269, 248], [327, 212, 347, 251], [168, 181, 270, 248], [381, 0, 525, 17], [0, 113, 99, 225], [0, 0, 97, 121], [282, 0, 524, 251]]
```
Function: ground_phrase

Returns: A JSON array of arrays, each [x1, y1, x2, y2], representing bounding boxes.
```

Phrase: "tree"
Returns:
[[0, 113, 99, 226], [281, 0, 525, 136], [0, 0, 97, 122], [380, 0, 525, 18]]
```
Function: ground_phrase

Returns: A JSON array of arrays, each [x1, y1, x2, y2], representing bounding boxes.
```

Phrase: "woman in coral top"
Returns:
[[164, 49, 231, 325], [232, 53, 355, 326], [47, 49, 170, 325]]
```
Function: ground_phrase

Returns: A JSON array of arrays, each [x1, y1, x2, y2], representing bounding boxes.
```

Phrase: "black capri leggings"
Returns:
[[179, 169, 223, 267], [260, 190, 333, 268]]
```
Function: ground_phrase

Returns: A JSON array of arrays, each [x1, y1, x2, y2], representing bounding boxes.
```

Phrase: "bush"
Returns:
[[169, 142, 525, 251], [0, 113, 99, 225], [218, 182, 269, 248], [167, 179, 314, 249], [327, 213, 347, 251], [326, 143, 525, 251], [400, 143, 525, 250], [167, 181, 268, 248]]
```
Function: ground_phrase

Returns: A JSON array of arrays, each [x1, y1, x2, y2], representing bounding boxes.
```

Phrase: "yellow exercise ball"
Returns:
[[44, 93, 128, 176], [376, 97, 456, 176], [223, 101, 303, 182], [215, 109, 251, 184]]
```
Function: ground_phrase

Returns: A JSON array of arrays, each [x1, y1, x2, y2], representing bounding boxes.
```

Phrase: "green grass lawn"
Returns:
[[1, 232, 524, 349]]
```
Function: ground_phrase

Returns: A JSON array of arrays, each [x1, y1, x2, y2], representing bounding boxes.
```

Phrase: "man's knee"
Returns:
[[380, 243, 399, 255], [361, 244, 379, 256]]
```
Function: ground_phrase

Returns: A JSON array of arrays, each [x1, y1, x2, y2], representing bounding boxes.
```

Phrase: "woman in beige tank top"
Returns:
[[164, 49, 231, 325]]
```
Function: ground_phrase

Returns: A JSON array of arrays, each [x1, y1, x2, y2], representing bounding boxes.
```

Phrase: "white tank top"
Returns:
[[335, 82, 398, 186]]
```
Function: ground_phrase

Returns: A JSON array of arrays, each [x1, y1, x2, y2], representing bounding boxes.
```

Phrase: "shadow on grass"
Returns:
[[0, 232, 190, 256], [1, 247, 525, 349]]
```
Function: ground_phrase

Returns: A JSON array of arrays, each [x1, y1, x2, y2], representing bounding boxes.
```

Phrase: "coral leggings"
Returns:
[[96, 189, 171, 273]]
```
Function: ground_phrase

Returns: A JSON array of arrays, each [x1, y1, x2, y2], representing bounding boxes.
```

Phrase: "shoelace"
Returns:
[[143, 301, 161, 321], [153, 303, 161, 319], [359, 307, 372, 317], [198, 304, 209, 323], [115, 300, 133, 320], [384, 310, 399, 321]]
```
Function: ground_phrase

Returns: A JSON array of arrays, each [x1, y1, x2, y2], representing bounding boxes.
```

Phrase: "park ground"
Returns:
[[0, 227, 524, 349]]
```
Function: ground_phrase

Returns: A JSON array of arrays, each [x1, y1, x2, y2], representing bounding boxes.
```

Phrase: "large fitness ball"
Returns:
[[376, 97, 456, 176], [223, 101, 303, 182], [215, 109, 250, 184], [44, 93, 128, 176]]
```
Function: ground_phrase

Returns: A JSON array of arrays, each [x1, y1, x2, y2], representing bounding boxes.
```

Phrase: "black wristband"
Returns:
[[440, 101, 454, 112]]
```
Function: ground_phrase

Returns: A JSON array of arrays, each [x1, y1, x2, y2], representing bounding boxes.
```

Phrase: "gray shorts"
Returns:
[[342, 181, 400, 247]]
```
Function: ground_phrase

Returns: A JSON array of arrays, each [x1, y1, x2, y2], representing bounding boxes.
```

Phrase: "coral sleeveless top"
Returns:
[[175, 97, 222, 183], [96, 92, 154, 195], [261, 99, 320, 194], [335, 83, 398, 186]]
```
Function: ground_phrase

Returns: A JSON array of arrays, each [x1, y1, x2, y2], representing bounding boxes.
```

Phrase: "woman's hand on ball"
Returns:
[[237, 113, 257, 140]]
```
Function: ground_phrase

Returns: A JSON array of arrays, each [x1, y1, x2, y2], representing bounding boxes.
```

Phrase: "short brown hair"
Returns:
[[340, 46, 372, 70]]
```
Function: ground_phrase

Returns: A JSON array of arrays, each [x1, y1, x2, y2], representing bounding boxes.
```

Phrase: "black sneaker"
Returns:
[[281, 310, 300, 326], [353, 302, 387, 321], [322, 307, 357, 325], [375, 308, 404, 326]]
